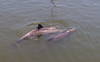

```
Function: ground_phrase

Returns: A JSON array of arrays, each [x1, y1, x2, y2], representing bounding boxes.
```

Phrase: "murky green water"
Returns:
[[0, 0, 100, 62]]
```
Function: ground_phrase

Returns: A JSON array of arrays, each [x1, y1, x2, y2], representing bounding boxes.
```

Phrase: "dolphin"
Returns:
[[41, 28, 75, 49], [12, 24, 62, 48]]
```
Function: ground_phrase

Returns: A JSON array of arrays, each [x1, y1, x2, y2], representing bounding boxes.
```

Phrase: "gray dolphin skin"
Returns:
[[41, 28, 75, 49], [13, 24, 62, 47]]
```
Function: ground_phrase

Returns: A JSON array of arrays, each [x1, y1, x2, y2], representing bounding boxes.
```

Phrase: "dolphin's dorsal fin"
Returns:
[[37, 24, 44, 30]]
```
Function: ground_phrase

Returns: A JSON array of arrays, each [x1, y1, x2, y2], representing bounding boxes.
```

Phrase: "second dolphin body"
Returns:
[[41, 28, 75, 49]]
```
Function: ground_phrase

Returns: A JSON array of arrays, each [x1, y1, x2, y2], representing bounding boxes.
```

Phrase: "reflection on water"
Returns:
[[46, 0, 68, 29], [50, 0, 56, 20], [0, 0, 100, 62]]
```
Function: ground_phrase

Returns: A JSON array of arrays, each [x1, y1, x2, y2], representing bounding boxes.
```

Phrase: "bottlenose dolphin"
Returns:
[[41, 28, 75, 49], [12, 24, 62, 48]]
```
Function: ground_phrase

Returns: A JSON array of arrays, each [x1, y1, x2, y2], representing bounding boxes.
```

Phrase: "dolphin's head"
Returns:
[[67, 29, 75, 33]]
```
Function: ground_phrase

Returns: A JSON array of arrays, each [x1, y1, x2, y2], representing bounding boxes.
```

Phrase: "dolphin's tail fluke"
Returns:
[[10, 38, 26, 48], [11, 39, 23, 48], [10, 43, 19, 48]]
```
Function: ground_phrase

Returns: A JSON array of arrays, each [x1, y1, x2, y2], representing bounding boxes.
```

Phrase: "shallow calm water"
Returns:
[[0, 0, 100, 62]]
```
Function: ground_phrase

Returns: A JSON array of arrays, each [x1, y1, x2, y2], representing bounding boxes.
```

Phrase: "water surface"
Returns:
[[0, 0, 100, 62]]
